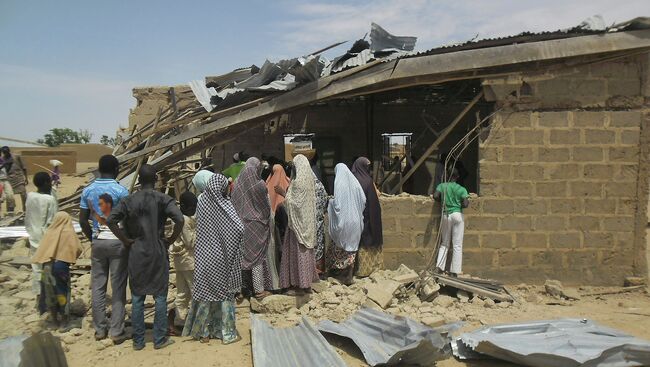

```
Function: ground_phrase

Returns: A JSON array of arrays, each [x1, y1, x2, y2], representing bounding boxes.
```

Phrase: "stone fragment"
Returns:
[[251, 294, 310, 313], [422, 316, 445, 327], [14, 291, 34, 301], [544, 280, 579, 300], [525, 293, 543, 304], [364, 280, 401, 309], [625, 277, 646, 287], [483, 299, 496, 308], [457, 290, 470, 303], [418, 278, 440, 301], [433, 295, 455, 308], [311, 280, 329, 293], [361, 299, 382, 311], [24, 313, 40, 324], [70, 299, 88, 316], [544, 280, 564, 298], [392, 265, 419, 284]]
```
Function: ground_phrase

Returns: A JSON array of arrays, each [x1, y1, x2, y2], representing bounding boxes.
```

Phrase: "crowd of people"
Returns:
[[18, 149, 471, 351]]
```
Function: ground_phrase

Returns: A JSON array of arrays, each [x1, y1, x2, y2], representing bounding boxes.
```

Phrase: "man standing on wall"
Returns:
[[79, 155, 130, 344], [432, 167, 469, 277]]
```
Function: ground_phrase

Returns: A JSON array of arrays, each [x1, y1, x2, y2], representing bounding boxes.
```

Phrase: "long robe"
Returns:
[[192, 174, 243, 302], [108, 189, 184, 296], [351, 157, 383, 247], [231, 157, 271, 270], [279, 155, 317, 289], [328, 164, 365, 252]]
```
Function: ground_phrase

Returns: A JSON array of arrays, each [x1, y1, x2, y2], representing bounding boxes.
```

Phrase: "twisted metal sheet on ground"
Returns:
[[251, 314, 346, 367], [318, 307, 455, 366], [454, 318, 650, 367]]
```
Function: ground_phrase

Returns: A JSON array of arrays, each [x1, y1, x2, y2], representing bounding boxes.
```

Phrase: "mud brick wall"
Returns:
[[382, 54, 650, 285]]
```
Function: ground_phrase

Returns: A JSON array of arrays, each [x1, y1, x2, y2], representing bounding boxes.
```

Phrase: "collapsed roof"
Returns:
[[54, 17, 650, 211]]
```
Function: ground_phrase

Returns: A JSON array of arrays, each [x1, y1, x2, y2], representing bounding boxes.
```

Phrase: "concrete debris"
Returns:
[[364, 280, 401, 309], [250, 294, 311, 313], [544, 280, 580, 300], [625, 277, 646, 287], [434, 295, 456, 308]]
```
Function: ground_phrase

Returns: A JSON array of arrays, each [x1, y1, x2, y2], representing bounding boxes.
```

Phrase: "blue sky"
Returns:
[[0, 0, 646, 144]]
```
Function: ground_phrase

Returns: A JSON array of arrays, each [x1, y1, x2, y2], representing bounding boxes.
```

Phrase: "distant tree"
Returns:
[[37, 128, 93, 147], [100, 134, 117, 147]]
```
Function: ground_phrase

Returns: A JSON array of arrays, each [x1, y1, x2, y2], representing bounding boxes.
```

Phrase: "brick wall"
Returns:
[[383, 54, 649, 285]]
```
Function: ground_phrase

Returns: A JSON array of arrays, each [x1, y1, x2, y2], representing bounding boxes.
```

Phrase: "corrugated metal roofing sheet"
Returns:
[[454, 318, 650, 367], [251, 314, 347, 367], [318, 307, 456, 366]]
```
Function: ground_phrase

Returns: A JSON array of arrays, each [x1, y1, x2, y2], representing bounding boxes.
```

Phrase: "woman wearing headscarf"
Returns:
[[32, 212, 82, 328], [327, 164, 366, 285], [192, 170, 214, 196], [265, 164, 291, 289], [275, 155, 317, 293], [351, 157, 384, 276], [231, 157, 273, 299], [183, 174, 243, 344]]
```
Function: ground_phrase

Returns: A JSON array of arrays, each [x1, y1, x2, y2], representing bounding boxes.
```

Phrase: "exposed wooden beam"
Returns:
[[389, 91, 483, 194]]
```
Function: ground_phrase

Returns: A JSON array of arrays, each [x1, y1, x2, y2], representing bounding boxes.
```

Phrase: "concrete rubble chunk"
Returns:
[[421, 315, 446, 328], [433, 295, 455, 308], [250, 294, 311, 313], [624, 277, 646, 287], [312, 280, 329, 293], [364, 280, 401, 309], [392, 264, 420, 284], [457, 290, 470, 303], [14, 290, 34, 301], [545, 280, 580, 300]]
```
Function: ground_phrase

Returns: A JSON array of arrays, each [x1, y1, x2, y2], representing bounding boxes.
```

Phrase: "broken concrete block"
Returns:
[[457, 290, 470, 303], [24, 313, 40, 324], [418, 279, 440, 301], [365, 280, 401, 309], [362, 299, 382, 311], [545, 279, 579, 300], [392, 265, 419, 284], [312, 280, 329, 293], [544, 280, 564, 298], [251, 294, 311, 313], [433, 295, 455, 308], [421, 315, 446, 328], [625, 277, 646, 287], [14, 290, 34, 301]]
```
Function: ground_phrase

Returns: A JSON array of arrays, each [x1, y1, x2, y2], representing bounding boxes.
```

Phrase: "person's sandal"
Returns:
[[199, 337, 210, 344], [111, 333, 129, 345]]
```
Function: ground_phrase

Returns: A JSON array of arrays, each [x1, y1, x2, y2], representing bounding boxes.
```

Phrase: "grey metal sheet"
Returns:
[[454, 318, 650, 367], [0, 222, 82, 240], [318, 307, 455, 366], [370, 22, 417, 52], [251, 314, 347, 367]]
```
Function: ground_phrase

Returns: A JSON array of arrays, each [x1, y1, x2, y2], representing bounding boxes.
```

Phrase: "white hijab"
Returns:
[[285, 155, 317, 249], [328, 163, 366, 252]]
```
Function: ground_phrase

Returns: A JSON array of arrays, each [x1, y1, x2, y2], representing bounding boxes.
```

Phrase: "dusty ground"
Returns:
[[3, 171, 650, 366]]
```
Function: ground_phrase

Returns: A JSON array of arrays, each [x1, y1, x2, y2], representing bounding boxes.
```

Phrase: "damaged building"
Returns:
[[99, 20, 650, 286]]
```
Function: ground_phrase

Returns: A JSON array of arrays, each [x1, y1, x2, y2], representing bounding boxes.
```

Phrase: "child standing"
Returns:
[[25, 172, 58, 301], [169, 192, 197, 330], [32, 212, 82, 328]]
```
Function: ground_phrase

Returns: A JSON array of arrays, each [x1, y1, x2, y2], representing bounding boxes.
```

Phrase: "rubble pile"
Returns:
[[255, 264, 525, 328]]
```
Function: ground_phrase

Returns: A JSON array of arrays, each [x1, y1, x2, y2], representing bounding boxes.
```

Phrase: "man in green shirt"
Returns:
[[222, 152, 247, 181], [433, 167, 469, 276]]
